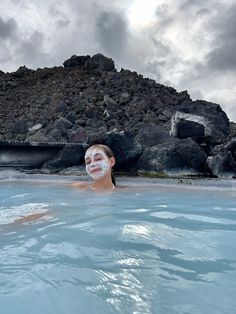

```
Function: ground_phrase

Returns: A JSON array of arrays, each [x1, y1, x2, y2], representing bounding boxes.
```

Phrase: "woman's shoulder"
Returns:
[[70, 181, 90, 189]]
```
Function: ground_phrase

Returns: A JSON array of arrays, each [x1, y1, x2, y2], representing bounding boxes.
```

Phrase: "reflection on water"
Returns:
[[0, 181, 236, 314]]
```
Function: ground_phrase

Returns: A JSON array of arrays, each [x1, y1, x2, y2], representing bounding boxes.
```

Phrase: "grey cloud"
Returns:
[[96, 10, 128, 58], [135, 38, 171, 81], [9, 0, 21, 4], [208, 40, 236, 71], [180, 0, 214, 11], [99, 15, 170, 82], [206, 4, 236, 71], [57, 19, 70, 28], [195, 8, 211, 16], [0, 49, 14, 69], [16, 31, 49, 68], [0, 16, 17, 39]]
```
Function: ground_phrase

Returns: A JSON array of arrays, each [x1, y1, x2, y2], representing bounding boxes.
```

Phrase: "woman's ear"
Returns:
[[110, 156, 116, 168]]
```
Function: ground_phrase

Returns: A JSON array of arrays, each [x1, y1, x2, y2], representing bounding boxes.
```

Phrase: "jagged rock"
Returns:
[[105, 130, 143, 171], [63, 55, 90, 68], [11, 121, 29, 135], [229, 122, 236, 139], [207, 150, 236, 179], [206, 139, 236, 178], [104, 95, 117, 107], [55, 103, 69, 114], [119, 92, 130, 103], [68, 127, 88, 143], [66, 111, 77, 123], [28, 123, 43, 134], [172, 100, 230, 144], [138, 138, 207, 177], [6, 81, 18, 88], [37, 117, 49, 127], [47, 128, 62, 141], [175, 120, 205, 143], [135, 123, 174, 148], [26, 130, 48, 142], [162, 109, 173, 119], [12, 66, 34, 78], [44, 144, 86, 170], [84, 53, 115, 71], [88, 128, 108, 145], [178, 90, 191, 102], [54, 117, 73, 135], [224, 138, 236, 155]]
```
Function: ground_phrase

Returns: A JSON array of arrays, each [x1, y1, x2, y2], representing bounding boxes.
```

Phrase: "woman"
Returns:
[[9, 145, 115, 224], [71, 144, 116, 190], [4, 145, 115, 225]]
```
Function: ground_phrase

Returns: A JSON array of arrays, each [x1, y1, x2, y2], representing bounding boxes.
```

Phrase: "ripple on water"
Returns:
[[0, 203, 50, 225]]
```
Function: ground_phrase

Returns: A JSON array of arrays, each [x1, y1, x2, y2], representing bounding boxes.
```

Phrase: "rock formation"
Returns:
[[0, 53, 235, 178]]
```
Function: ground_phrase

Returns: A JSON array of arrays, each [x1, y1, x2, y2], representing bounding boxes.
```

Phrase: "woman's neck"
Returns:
[[92, 176, 114, 190]]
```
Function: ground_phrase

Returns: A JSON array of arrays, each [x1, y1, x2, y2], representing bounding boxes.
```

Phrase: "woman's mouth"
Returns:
[[90, 168, 101, 174]]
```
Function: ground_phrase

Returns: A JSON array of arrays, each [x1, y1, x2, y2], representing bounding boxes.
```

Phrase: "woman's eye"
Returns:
[[95, 157, 102, 161], [86, 161, 91, 165]]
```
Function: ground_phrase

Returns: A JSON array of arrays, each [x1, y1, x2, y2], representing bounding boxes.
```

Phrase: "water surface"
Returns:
[[0, 180, 236, 314]]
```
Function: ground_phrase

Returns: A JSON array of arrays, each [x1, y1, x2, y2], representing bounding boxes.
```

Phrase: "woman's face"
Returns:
[[85, 148, 111, 180]]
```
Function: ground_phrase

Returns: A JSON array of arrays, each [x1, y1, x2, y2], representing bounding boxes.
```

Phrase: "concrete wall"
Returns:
[[0, 144, 62, 168]]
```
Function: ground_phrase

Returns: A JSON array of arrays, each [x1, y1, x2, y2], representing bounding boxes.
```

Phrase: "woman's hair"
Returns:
[[86, 144, 116, 186]]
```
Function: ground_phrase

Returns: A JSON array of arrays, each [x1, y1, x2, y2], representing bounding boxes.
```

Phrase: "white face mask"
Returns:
[[85, 148, 110, 180]]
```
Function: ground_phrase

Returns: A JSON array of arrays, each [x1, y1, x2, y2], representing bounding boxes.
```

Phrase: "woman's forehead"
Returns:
[[85, 148, 106, 159]]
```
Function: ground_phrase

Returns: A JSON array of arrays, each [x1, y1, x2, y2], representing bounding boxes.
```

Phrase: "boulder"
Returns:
[[172, 100, 230, 144], [206, 139, 236, 178], [45, 144, 86, 170], [84, 53, 115, 71], [229, 122, 236, 139], [105, 130, 142, 171], [68, 127, 88, 143], [12, 66, 34, 78], [88, 128, 108, 145], [28, 123, 43, 135], [37, 117, 49, 127], [104, 95, 117, 107], [63, 55, 90, 68], [54, 117, 73, 135], [66, 111, 77, 124], [5, 81, 18, 88], [55, 103, 69, 114], [135, 123, 174, 148], [175, 120, 205, 143], [25, 130, 48, 142], [119, 92, 130, 104], [11, 120, 29, 135], [138, 138, 207, 177], [207, 150, 236, 179], [47, 128, 62, 141], [224, 138, 236, 156]]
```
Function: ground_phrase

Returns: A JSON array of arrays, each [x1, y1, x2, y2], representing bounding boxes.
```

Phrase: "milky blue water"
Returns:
[[0, 181, 236, 314]]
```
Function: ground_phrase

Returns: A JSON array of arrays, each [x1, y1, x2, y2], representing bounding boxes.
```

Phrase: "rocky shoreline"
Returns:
[[0, 53, 236, 179]]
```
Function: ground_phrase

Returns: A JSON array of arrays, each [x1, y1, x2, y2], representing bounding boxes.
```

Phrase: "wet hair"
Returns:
[[86, 144, 116, 186]]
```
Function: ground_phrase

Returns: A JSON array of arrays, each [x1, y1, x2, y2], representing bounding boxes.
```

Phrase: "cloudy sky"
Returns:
[[0, 0, 236, 121]]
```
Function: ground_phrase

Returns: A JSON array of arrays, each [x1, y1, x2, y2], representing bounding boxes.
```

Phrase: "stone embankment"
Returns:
[[0, 53, 236, 178]]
